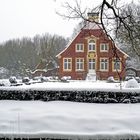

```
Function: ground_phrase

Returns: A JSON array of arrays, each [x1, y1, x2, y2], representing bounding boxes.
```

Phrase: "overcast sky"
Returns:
[[0, 0, 137, 43]]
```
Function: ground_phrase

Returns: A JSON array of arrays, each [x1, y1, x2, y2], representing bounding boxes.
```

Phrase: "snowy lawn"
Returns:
[[0, 100, 140, 139], [0, 80, 140, 93]]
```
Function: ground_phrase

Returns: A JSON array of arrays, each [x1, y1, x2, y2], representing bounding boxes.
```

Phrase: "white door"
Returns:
[[88, 59, 96, 73]]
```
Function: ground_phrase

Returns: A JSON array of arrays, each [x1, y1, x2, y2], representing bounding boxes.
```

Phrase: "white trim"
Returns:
[[56, 32, 80, 57], [75, 58, 84, 71], [88, 58, 96, 72], [112, 42, 129, 58], [63, 58, 72, 71], [100, 58, 109, 71], [112, 58, 122, 72], [100, 43, 109, 52], [88, 39, 96, 52], [75, 43, 84, 52]]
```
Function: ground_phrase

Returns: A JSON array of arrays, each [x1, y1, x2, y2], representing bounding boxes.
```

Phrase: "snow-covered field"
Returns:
[[0, 100, 140, 139]]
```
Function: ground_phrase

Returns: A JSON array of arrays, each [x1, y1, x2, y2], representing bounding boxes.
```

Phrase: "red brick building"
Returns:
[[56, 13, 128, 80]]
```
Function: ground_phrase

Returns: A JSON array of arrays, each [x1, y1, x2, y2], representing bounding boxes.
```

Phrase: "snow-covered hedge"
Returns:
[[0, 90, 140, 103]]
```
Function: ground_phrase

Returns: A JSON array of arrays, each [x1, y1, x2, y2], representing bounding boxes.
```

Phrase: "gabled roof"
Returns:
[[56, 21, 128, 58], [115, 45, 129, 58], [56, 31, 80, 57], [56, 22, 102, 57]]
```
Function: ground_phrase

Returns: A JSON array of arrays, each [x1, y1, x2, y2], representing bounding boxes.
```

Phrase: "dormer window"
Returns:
[[100, 43, 109, 52], [76, 44, 84, 52], [88, 40, 96, 52]]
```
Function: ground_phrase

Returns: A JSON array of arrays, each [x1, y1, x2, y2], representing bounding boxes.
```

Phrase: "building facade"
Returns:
[[56, 14, 128, 80]]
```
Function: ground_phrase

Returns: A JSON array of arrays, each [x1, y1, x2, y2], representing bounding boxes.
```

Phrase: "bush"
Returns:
[[61, 76, 71, 82], [135, 77, 140, 83], [9, 76, 17, 84], [22, 77, 30, 83], [125, 78, 139, 88], [107, 76, 116, 83]]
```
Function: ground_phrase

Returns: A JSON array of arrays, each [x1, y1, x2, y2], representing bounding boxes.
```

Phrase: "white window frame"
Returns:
[[100, 43, 109, 52], [88, 40, 96, 52], [76, 58, 84, 71], [76, 44, 84, 52], [63, 58, 72, 71], [113, 58, 121, 71], [88, 59, 96, 70], [100, 58, 108, 71]]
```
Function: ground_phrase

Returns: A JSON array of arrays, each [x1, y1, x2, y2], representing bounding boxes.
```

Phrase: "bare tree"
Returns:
[[57, 0, 140, 57], [117, 3, 140, 57]]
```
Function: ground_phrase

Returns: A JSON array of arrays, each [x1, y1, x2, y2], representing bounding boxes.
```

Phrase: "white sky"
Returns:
[[0, 0, 103, 43], [0, 0, 137, 43]]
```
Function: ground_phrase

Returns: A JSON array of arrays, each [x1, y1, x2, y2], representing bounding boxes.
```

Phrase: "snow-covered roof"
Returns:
[[31, 69, 47, 74], [84, 21, 101, 30], [115, 44, 129, 58]]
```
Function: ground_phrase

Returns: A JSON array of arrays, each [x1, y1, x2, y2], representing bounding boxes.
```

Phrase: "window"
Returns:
[[88, 59, 96, 70], [88, 40, 96, 52], [76, 58, 84, 71], [100, 43, 108, 52], [76, 44, 84, 52], [63, 58, 72, 71], [100, 58, 108, 71], [113, 58, 121, 71]]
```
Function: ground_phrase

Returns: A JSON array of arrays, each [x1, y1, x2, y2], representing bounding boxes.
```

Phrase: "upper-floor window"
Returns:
[[113, 58, 121, 71], [63, 58, 72, 71], [76, 58, 84, 71], [100, 43, 109, 52], [76, 44, 84, 52], [88, 40, 96, 52], [100, 58, 108, 71]]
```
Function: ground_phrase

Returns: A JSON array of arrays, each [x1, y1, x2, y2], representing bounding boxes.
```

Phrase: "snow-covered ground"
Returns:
[[0, 100, 140, 139], [0, 79, 140, 93], [0, 79, 140, 139]]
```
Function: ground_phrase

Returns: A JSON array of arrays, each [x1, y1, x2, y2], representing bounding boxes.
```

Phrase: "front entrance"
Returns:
[[86, 58, 96, 81], [88, 58, 96, 73]]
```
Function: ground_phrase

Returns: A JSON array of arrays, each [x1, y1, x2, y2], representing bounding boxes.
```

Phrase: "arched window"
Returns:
[[88, 40, 96, 52]]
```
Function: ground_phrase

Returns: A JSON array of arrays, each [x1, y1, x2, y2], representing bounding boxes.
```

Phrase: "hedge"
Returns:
[[0, 89, 140, 103]]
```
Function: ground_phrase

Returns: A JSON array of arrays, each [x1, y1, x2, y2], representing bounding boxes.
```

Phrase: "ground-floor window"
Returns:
[[113, 58, 121, 71], [63, 58, 72, 71], [100, 58, 108, 71], [76, 58, 84, 71]]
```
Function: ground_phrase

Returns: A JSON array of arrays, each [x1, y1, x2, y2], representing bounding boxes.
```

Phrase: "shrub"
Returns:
[[9, 76, 17, 84], [125, 78, 139, 88], [107, 76, 116, 83], [22, 77, 30, 83]]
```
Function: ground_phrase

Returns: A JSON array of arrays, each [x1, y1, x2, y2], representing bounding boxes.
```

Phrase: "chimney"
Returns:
[[87, 12, 99, 22]]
